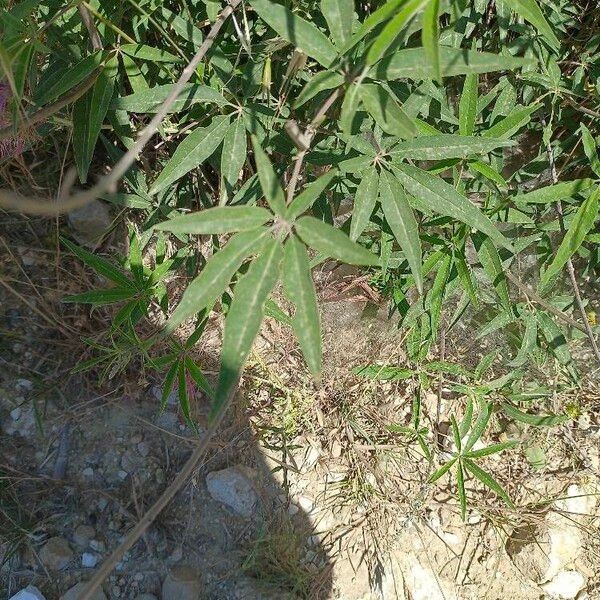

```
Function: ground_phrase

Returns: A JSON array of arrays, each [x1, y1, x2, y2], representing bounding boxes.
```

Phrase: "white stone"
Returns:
[[10, 407, 22, 420], [82, 467, 94, 477], [9, 586, 46, 600], [541, 571, 585, 599], [67, 200, 112, 248], [206, 466, 258, 517], [82, 552, 99, 568]]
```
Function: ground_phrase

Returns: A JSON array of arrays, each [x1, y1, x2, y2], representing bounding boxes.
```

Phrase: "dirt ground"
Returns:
[[1, 216, 600, 600]]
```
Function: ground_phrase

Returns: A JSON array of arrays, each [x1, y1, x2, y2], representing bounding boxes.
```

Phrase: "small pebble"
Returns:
[[73, 524, 96, 548], [82, 552, 98, 568], [137, 441, 150, 457], [10, 407, 22, 420], [117, 470, 128, 480], [82, 467, 94, 478]]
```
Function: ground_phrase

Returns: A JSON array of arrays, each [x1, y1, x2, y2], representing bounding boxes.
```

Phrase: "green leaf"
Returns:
[[296, 216, 380, 266], [375, 47, 534, 80], [501, 403, 568, 427], [513, 179, 595, 204], [466, 441, 517, 458], [63, 288, 134, 304], [36, 52, 102, 105], [320, 0, 353, 48], [359, 83, 417, 138], [251, 136, 287, 217], [502, 0, 560, 49], [483, 104, 541, 139], [393, 163, 514, 250], [389, 135, 513, 160], [73, 56, 117, 183], [508, 310, 538, 367], [184, 356, 215, 399], [379, 170, 423, 293], [353, 364, 414, 380], [468, 160, 508, 189], [463, 400, 491, 453], [365, 0, 430, 66], [472, 232, 511, 310], [294, 70, 345, 108], [536, 312, 570, 364], [350, 168, 379, 241], [422, 0, 441, 82], [459, 73, 478, 136], [157, 361, 178, 412], [580, 124, 600, 178], [539, 188, 599, 292], [154, 7, 204, 45], [165, 228, 270, 333], [286, 170, 338, 220], [429, 457, 457, 482], [150, 115, 230, 195], [250, 0, 337, 67], [463, 458, 514, 508], [221, 118, 248, 200], [155, 206, 272, 235], [283, 236, 322, 377], [340, 80, 362, 138], [61, 237, 133, 289], [341, 0, 407, 55], [111, 84, 228, 113], [120, 43, 182, 63], [215, 236, 283, 414], [177, 361, 194, 428]]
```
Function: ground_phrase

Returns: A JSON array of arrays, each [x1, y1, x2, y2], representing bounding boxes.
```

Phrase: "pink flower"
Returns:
[[0, 82, 26, 159]]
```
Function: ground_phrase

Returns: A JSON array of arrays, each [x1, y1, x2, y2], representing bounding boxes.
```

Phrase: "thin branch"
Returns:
[[504, 270, 586, 333], [0, 0, 242, 216], [546, 142, 600, 363]]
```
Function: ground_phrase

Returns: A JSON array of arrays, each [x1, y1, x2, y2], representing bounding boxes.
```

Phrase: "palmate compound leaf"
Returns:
[[150, 115, 230, 195], [164, 228, 271, 334], [154, 206, 272, 235], [392, 163, 514, 251], [295, 216, 380, 266], [214, 236, 283, 416], [283, 235, 322, 377], [379, 170, 423, 293]]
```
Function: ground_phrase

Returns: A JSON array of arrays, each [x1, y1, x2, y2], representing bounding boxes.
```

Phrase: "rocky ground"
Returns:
[[1, 208, 600, 600]]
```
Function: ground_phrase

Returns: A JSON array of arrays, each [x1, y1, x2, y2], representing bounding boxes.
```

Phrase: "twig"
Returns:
[[78, 4, 103, 51], [0, 0, 242, 216], [546, 142, 600, 364]]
